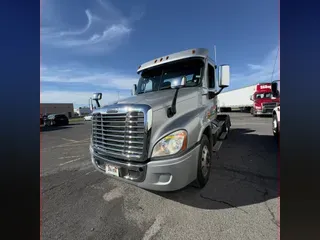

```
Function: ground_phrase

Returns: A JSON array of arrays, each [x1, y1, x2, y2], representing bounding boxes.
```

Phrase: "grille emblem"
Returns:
[[107, 109, 119, 114]]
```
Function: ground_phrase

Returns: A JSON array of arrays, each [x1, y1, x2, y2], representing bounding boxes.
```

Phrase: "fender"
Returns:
[[148, 106, 205, 158]]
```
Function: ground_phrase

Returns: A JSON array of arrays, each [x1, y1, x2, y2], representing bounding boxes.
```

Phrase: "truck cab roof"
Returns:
[[137, 48, 211, 73]]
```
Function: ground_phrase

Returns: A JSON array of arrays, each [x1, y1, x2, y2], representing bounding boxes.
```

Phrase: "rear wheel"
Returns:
[[272, 114, 279, 137], [194, 135, 212, 188]]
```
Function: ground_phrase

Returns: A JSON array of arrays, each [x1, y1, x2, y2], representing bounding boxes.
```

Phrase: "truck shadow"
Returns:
[[153, 128, 279, 210], [40, 123, 83, 132]]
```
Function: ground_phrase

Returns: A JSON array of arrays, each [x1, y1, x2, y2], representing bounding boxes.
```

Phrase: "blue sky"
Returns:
[[41, 0, 279, 108]]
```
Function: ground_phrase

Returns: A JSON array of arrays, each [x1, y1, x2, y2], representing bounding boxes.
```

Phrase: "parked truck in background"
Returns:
[[218, 83, 280, 116], [250, 83, 280, 116], [271, 80, 280, 137], [218, 85, 255, 112], [89, 48, 231, 191]]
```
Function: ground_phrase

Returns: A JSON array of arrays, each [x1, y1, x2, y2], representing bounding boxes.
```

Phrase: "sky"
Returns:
[[41, 0, 279, 108]]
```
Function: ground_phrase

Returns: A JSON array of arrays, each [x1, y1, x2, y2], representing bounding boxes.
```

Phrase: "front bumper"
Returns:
[[90, 144, 200, 191], [254, 109, 273, 116]]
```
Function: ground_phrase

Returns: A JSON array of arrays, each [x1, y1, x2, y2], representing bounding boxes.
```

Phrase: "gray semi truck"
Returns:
[[89, 48, 231, 191]]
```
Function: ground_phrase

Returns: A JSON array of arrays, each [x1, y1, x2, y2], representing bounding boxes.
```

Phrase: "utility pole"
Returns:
[[270, 46, 280, 82]]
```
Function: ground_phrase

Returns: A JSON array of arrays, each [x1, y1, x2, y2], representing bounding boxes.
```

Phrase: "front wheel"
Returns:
[[194, 135, 212, 188], [272, 114, 279, 137]]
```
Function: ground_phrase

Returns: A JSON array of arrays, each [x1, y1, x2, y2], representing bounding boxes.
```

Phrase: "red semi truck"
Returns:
[[218, 82, 280, 116], [250, 82, 280, 116]]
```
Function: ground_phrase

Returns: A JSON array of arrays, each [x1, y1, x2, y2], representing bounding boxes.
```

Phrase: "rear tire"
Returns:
[[194, 135, 212, 188]]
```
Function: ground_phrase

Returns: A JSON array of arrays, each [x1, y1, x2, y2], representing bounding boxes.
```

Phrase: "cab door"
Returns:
[[201, 60, 218, 121]]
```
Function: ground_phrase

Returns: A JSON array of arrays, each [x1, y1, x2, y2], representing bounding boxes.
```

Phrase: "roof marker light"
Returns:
[[160, 58, 163, 62], [154, 60, 157, 63], [192, 50, 196, 54], [166, 56, 169, 60]]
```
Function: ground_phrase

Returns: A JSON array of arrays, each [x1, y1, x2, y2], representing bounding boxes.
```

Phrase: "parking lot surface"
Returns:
[[41, 113, 279, 240]]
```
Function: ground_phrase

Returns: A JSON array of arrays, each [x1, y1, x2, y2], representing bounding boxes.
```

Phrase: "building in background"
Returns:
[[74, 107, 91, 116], [40, 103, 74, 118]]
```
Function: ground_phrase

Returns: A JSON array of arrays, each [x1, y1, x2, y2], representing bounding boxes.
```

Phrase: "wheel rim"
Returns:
[[273, 118, 277, 133], [201, 145, 210, 177]]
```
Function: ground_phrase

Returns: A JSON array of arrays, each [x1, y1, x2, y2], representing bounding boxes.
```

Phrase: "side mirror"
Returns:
[[92, 93, 102, 100], [271, 81, 280, 97], [171, 76, 187, 89], [131, 84, 137, 95], [250, 95, 253, 101], [218, 65, 230, 88]]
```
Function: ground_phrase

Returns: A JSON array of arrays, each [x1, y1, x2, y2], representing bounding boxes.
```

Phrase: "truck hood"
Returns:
[[114, 88, 199, 111]]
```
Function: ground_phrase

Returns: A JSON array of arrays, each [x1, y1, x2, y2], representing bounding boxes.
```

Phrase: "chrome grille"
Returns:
[[263, 102, 277, 109], [92, 111, 146, 161]]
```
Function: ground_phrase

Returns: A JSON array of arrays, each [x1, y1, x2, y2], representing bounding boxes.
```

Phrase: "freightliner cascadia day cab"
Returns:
[[271, 80, 280, 137], [250, 83, 280, 116], [89, 48, 231, 191]]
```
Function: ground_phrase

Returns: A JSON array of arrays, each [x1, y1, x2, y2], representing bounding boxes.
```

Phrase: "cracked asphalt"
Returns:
[[41, 112, 280, 240]]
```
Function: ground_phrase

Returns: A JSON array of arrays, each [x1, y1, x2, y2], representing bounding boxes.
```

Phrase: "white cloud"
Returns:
[[247, 64, 263, 71], [41, 90, 130, 106], [54, 24, 131, 48], [41, 0, 143, 53], [41, 66, 137, 90], [231, 46, 280, 86], [59, 10, 93, 36]]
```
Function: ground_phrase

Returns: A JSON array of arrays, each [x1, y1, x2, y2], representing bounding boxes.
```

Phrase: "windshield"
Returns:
[[136, 58, 204, 94], [255, 92, 272, 99]]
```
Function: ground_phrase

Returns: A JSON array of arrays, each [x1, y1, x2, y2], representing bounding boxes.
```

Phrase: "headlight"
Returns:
[[255, 105, 262, 110], [151, 130, 188, 157]]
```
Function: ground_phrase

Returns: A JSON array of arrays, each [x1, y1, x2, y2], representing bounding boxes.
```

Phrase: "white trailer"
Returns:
[[217, 85, 255, 112]]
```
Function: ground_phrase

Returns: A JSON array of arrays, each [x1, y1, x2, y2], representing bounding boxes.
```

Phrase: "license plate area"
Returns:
[[105, 164, 119, 177]]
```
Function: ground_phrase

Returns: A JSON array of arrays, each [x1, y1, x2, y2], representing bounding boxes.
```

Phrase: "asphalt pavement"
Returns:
[[41, 113, 279, 240]]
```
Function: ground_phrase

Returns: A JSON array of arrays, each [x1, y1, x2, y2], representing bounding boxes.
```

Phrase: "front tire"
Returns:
[[194, 135, 212, 188], [272, 114, 279, 137]]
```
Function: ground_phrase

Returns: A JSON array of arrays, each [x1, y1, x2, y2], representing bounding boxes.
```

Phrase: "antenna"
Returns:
[[214, 45, 217, 65]]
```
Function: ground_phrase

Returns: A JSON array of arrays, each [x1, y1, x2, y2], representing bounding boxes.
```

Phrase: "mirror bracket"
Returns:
[[132, 84, 137, 95], [92, 93, 102, 108]]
